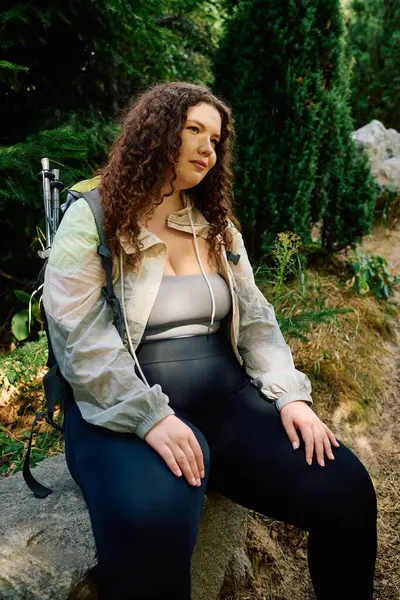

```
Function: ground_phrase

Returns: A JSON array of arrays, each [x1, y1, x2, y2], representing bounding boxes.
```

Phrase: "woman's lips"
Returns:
[[191, 161, 206, 170]]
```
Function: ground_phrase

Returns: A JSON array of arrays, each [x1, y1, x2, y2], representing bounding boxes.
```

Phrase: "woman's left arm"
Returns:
[[228, 224, 339, 466]]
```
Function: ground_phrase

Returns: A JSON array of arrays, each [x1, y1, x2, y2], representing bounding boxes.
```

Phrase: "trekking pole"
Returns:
[[38, 159, 64, 256]]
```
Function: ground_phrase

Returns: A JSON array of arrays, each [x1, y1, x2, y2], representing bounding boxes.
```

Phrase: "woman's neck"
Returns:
[[140, 189, 186, 228]]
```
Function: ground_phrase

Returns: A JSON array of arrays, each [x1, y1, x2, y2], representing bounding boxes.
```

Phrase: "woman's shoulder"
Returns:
[[48, 198, 100, 271], [59, 198, 99, 239]]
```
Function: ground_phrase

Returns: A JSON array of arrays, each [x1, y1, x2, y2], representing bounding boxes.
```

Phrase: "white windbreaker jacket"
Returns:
[[43, 191, 312, 439]]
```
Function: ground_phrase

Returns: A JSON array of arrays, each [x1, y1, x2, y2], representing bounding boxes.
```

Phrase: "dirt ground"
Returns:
[[351, 225, 400, 600], [225, 224, 400, 600]]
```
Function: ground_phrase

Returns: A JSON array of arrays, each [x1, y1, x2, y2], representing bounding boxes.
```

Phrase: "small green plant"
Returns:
[[346, 250, 400, 301], [11, 226, 46, 342], [271, 232, 302, 303], [0, 337, 48, 384], [255, 233, 353, 342], [11, 286, 44, 341]]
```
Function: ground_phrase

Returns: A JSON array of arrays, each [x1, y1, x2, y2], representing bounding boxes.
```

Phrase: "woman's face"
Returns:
[[174, 102, 222, 190]]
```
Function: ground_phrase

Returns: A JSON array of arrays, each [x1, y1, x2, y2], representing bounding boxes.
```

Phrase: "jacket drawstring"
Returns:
[[120, 252, 151, 388], [187, 208, 216, 331]]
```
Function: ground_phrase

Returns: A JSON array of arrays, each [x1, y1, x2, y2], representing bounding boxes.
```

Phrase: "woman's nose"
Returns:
[[199, 142, 213, 155]]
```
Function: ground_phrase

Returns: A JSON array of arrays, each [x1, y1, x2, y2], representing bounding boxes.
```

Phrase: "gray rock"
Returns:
[[219, 546, 254, 597], [191, 493, 248, 600], [0, 456, 97, 600], [352, 120, 400, 195], [0, 455, 247, 600]]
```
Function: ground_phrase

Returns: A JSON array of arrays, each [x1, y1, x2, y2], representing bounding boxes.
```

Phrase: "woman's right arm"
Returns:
[[43, 199, 204, 485], [43, 198, 175, 440]]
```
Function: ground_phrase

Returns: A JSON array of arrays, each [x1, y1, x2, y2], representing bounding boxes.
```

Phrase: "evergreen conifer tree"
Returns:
[[214, 0, 325, 259], [317, 34, 376, 251], [214, 0, 376, 258], [346, 0, 400, 131]]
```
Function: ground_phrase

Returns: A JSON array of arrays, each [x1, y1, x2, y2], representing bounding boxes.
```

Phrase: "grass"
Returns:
[[262, 265, 398, 427], [0, 422, 64, 477]]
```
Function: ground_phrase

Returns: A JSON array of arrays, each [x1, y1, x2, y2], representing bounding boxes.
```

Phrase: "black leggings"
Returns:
[[64, 328, 377, 600]]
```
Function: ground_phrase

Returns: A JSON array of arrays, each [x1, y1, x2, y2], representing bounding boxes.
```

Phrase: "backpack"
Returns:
[[23, 177, 125, 499]]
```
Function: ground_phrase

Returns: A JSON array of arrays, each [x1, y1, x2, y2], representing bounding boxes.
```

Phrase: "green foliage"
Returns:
[[346, 250, 400, 301], [11, 310, 31, 342], [280, 306, 351, 342], [0, 0, 223, 145], [0, 337, 63, 477], [0, 114, 119, 275], [0, 424, 64, 477], [318, 87, 376, 251], [255, 232, 353, 343], [271, 232, 301, 304], [11, 287, 43, 341], [0, 0, 226, 310], [0, 336, 47, 384], [214, 0, 324, 259], [214, 0, 376, 260], [346, 0, 400, 131]]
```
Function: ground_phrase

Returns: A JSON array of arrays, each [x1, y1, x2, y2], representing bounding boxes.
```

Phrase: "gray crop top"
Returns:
[[142, 273, 232, 342]]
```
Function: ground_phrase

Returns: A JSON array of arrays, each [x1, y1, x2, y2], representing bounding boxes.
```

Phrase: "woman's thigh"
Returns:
[[206, 382, 377, 533], [64, 400, 210, 561]]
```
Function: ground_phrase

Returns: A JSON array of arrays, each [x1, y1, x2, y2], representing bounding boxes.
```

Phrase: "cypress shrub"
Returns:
[[317, 81, 376, 252], [214, 0, 325, 260], [314, 5, 376, 252], [214, 0, 376, 258]]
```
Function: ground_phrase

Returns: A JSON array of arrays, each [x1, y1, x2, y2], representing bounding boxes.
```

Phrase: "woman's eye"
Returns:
[[188, 126, 218, 147]]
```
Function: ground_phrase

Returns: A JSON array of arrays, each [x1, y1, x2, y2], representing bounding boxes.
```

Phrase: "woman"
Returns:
[[43, 81, 377, 600]]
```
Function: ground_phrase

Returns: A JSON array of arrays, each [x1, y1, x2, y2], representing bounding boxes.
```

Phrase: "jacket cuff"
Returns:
[[136, 404, 175, 440], [274, 392, 313, 412]]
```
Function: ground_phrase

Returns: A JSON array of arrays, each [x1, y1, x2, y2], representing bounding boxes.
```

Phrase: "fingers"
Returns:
[[157, 444, 184, 479], [324, 423, 340, 448], [312, 424, 325, 467], [283, 422, 301, 450], [145, 416, 205, 487], [300, 424, 314, 466], [322, 433, 335, 462], [179, 440, 201, 486], [165, 443, 197, 486], [300, 423, 338, 467], [188, 435, 205, 479]]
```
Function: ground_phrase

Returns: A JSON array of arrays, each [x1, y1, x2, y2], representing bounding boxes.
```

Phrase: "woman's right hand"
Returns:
[[144, 415, 205, 487]]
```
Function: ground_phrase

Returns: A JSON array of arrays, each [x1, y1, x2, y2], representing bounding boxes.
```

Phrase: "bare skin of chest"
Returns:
[[142, 219, 219, 277]]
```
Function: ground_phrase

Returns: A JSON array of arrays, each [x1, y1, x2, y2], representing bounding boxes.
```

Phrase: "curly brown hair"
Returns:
[[100, 81, 241, 268]]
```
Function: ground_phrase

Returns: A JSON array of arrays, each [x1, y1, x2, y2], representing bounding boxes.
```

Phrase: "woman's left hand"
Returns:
[[280, 401, 340, 467]]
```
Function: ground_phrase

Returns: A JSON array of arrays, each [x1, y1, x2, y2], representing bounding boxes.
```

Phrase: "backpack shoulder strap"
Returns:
[[79, 189, 126, 342], [79, 188, 107, 248]]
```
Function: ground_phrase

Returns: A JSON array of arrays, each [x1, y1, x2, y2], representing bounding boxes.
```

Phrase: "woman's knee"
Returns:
[[327, 444, 377, 529]]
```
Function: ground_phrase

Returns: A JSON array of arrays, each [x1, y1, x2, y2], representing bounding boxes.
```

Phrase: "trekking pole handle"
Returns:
[[51, 168, 61, 238]]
